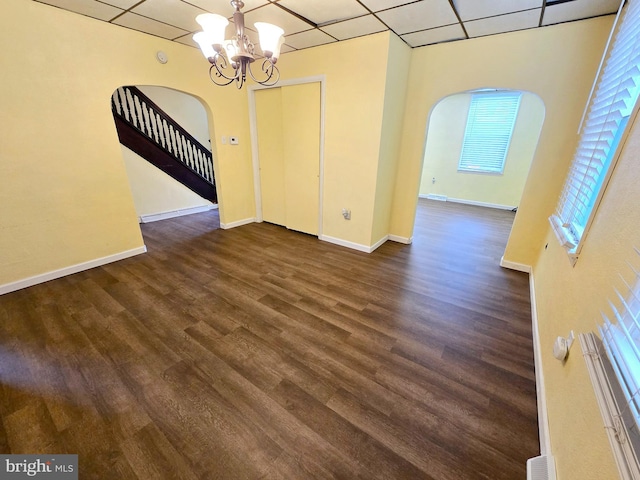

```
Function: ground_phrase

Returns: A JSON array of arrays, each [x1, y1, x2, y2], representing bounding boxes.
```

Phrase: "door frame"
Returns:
[[248, 75, 326, 237]]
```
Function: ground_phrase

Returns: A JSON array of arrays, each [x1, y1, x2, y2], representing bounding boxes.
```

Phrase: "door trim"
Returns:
[[248, 75, 326, 238]]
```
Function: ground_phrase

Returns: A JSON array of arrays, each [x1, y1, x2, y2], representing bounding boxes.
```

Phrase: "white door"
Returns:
[[256, 82, 321, 235]]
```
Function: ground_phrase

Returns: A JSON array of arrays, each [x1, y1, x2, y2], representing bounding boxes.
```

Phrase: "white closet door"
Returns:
[[256, 82, 321, 235]]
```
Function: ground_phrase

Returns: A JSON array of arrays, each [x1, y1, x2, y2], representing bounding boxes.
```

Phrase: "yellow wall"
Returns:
[[390, 17, 614, 266], [371, 34, 412, 245], [0, 0, 254, 286], [120, 146, 213, 219], [419, 91, 544, 208], [531, 108, 640, 480]]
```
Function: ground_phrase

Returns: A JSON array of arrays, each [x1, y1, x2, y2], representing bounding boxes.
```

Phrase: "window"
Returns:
[[458, 91, 522, 174], [581, 249, 640, 479], [550, 0, 640, 259], [600, 251, 640, 428]]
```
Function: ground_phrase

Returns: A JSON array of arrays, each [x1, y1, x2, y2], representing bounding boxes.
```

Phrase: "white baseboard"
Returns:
[[424, 194, 447, 201], [139, 204, 216, 223], [388, 234, 412, 245], [220, 217, 256, 229], [447, 197, 516, 211], [419, 194, 516, 211], [529, 270, 551, 457], [370, 235, 389, 252], [320, 235, 375, 253], [320, 234, 413, 253], [0, 246, 147, 296], [500, 256, 532, 273]]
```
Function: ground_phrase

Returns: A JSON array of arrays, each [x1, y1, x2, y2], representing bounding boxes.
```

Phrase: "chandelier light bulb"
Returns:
[[195, 13, 229, 47], [272, 36, 286, 62], [193, 32, 217, 59], [254, 22, 285, 58]]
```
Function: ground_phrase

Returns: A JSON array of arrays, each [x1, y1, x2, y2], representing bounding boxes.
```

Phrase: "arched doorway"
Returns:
[[111, 85, 218, 223], [419, 89, 545, 210]]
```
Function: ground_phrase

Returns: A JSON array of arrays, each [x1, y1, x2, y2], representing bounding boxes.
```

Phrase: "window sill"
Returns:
[[456, 168, 504, 175], [548, 215, 580, 265]]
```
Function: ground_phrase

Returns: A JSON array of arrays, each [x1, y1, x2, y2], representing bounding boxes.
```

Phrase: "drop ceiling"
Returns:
[[33, 0, 621, 54]]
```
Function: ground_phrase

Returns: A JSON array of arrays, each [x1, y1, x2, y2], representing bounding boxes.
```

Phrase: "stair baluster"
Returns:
[[111, 86, 216, 202]]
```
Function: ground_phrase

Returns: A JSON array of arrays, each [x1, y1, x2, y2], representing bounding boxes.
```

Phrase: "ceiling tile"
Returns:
[[320, 14, 387, 40], [35, 0, 123, 21], [358, 0, 415, 13], [453, 0, 542, 21], [187, 0, 270, 15], [132, 0, 206, 32], [174, 33, 200, 48], [279, 43, 296, 55], [284, 29, 336, 50], [541, 0, 620, 26], [401, 23, 466, 47], [112, 12, 189, 39], [99, 0, 140, 9], [243, 3, 314, 35], [465, 8, 541, 38], [377, 0, 459, 35], [278, 0, 368, 25], [33, 0, 620, 51]]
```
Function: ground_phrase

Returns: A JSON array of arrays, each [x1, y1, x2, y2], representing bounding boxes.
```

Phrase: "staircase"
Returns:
[[111, 86, 217, 203]]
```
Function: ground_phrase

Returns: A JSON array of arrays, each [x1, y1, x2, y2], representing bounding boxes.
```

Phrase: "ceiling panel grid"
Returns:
[[33, 0, 621, 51]]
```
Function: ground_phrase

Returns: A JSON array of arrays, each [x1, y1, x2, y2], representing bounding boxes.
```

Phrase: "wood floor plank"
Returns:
[[120, 423, 200, 480], [270, 379, 434, 480], [326, 387, 488, 480], [210, 368, 370, 479], [0, 200, 538, 479]]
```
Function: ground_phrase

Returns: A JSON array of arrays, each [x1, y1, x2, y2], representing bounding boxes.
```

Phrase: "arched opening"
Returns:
[[110, 85, 218, 224], [419, 89, 545, 210]]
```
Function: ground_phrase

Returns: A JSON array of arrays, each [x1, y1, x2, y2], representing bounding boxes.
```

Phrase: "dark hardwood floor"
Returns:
[[0, 199, 538, 479]]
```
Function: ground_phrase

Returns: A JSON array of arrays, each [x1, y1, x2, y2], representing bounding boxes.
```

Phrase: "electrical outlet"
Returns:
[[342, 208, 351, 220]]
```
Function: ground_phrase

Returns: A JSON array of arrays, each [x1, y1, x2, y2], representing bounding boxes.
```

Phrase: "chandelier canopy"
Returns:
[[193, 0, 285, 89]]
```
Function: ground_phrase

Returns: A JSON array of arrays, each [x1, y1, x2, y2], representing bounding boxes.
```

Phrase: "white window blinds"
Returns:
[[592, 248, 640, 478], [458, 91, 521, 174], [600, 249, 640, 433], [550, 0, 640, 256]]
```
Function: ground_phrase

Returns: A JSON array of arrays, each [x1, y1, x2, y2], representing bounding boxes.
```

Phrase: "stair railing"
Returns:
[[111, 86, 215, 186]]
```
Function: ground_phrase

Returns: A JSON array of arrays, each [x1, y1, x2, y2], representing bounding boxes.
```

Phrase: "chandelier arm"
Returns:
[[247, 59, 280, 86], [266, 61, 280, 85], [208, 63, 238, 86], [208, 52, 246, 84]]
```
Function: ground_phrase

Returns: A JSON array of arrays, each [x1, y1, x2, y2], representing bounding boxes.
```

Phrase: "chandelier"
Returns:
[[193, 1, 285, 89]]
